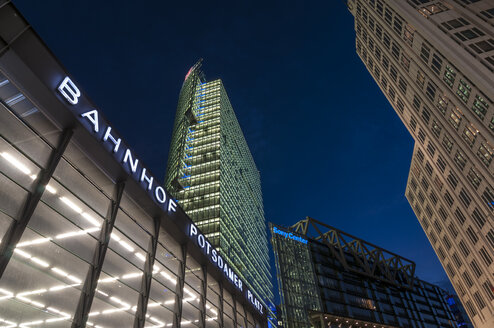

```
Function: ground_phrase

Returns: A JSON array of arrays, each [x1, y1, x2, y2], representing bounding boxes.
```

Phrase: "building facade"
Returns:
[[347, 0, 494, 326], [164, 61, 274, 321], [270, 218, 457, 328], [0, 1, 268, 327]]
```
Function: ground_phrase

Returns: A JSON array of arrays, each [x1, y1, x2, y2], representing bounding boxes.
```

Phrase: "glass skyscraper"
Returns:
[[347, 0, 494, 327], [165, 60, 274, 322], [271, 218, 457, 328]]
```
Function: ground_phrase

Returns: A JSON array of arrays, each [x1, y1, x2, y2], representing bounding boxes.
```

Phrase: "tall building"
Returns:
[[0, 2, 268, 327], [347, 0, 494, 327], [165, 60, 274, 323], [270, 218, 457, 328]]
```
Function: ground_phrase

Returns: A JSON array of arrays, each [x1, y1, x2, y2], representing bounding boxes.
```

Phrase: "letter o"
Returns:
[[155, 186, 167, 203], [198, 234, 205, 248]]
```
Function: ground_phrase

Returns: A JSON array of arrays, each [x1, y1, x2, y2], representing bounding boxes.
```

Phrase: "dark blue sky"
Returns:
[[13, 0, 450, 291]]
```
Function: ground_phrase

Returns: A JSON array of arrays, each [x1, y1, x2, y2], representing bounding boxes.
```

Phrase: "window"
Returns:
[[431, 120, 442, 137], [396, 98, 405, 113], [483, 281, 494, 301], [473, 292, 486, 310], [429, 191, 438, 205], [382, 55, 389, 70], [434, 176, 443, 191], [466, 226, 478, 244], [413, 95, 422, 112], [393, 16, 403, 34], [404, 24, 414, 46], [449, 107, 462, 130], [384, 7, 393, 26], [454, 151, 468, 170], [383, 32, 391, 48], [437, 95, 448, 115], [452, 252, 462, 267], [422, 107, 431, 123], [401, 53, 410, 71], [389, 65, 398, 82], [431, 54, 443, 75], [456, 79, 471, 103], [438, 207, 448, 220], [391, 42, 400, 60], [479, 247, 493, 266], [443, 65, 456, 88], [442, 134, 454, 153], [467, 168, 482, 189], [420, 42, 431, 63], [398, 77, 407, 94], [427, 142, 436, 157], [470, 39, 494, 54], [416, 70, 425, 88], [478, 141, 493, 166], [459, 240, 470, 257], [409, 117, 417, 132], [441, 18, 469, 30], [444, 192, 454, 207], [481, 8, 494, 19], [455, 28, 484, 41], [448, 223, 458, 237], [447, 171, 458, 189], [472, 94, 489, 120], [424, 162, 433, 176], [416, 148, 425, 162], [482, 186, 494, 211], [455, 208, 466, 225], [459, 189, 472, 208], [487, 230, 494, 249], [462, 124, 478, 147], [426, 82, 437, 101], [436, 156, 446, 173], [418, 129, 426, 143], [472, 208, 486, 229]]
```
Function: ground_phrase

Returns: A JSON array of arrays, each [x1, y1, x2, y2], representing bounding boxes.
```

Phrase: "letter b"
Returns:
[[58, 77, 81, 105]]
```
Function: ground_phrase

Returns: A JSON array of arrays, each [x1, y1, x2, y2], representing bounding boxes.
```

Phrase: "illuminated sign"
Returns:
[[272, 227, 308, 244], [57, 76, 264, 315], [189, 223, 264, 314], [57, 77, 178, 214]]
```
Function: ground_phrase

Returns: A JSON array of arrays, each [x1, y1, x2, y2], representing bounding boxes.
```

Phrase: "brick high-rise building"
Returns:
[[347, 0, 494, 327]]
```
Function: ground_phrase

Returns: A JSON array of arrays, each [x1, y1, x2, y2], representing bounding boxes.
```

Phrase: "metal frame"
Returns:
[[218, 282, 224, 328], [199, 265, 207, 328], [0, 128, 73, 278], [173, 243, 187, 327], [292, 216, 416, 289], [71, 180, 125, 328], [134, 216, 161, 328]]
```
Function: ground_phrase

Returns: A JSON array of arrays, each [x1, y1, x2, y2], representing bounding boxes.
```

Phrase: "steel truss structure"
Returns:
[[292, 217, 416, 290]]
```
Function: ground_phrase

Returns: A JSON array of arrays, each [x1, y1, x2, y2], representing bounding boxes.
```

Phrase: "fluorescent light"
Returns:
[[1, 152, 31, 174], [81, 212, 100, 226], [135, 252, 146, 261], [49, 285, 69, 292], [118, 240, 134, 252], [88, 312, 100, 317], [67, 275, 82, 284], [122, 272, 142, 279], [17, 237, 52, 247], [98, 277, 118, 283], [30, 257, 49, 267], [31, 301, 45, 308], [13, 249, 31, 258], [110, 233, 121, 241], [59, 197, 82, 213], [17, 289, 46, 296], [51, 267, 68, 277], [96, 289, 108, 296], [45, 184, 57, 194]]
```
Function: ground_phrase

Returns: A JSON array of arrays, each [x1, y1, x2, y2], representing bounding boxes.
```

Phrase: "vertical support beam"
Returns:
[[199, 265, 207, 328], [0, 128, 72, 279], [71, 180, 125, 328], [134, 216, 161, 328], [219, 282, 224, 328], [233, 295, 238, 328], [173, 243, 187, 328], [242, 302, 249, 328]]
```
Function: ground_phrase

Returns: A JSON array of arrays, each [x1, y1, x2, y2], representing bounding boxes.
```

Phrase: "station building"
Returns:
[[0, 1, 267, 327]]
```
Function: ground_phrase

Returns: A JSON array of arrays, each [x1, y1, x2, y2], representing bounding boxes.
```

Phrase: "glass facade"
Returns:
[[164, 61, 274, 321], [0, 2, 267, 327], [270, 221, 457, 328]]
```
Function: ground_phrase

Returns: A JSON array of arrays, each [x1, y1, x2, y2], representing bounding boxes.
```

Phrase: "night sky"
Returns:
[[13, 0, 451, 299]]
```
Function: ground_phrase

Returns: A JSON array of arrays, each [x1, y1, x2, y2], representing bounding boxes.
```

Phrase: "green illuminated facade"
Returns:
[[165, 61, 274, 318]]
